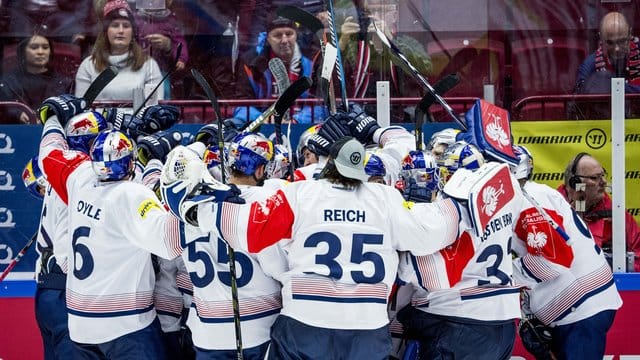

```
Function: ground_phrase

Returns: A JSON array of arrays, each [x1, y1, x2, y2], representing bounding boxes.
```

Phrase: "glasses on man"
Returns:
[[576, 171, 608, 182], [603, 37, 630, 47]]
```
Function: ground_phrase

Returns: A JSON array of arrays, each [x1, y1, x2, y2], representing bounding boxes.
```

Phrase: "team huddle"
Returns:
[[22, 93, 621, 360]]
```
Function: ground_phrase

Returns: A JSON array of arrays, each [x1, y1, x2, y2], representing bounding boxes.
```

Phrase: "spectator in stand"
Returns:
[[75, 0, 163, 109], [0, 34, 73, 124], [337, 0, 431, 122], [0, 0, 94, 44], [134, 0, 188, 99], [234, 15, 326, 126], [574, 11, 640, 94], [557, 152, 640, 271]]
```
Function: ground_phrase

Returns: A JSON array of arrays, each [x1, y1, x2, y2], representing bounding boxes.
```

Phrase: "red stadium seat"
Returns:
[[510, 36, 587, 101], [426, 37, 506, 101]]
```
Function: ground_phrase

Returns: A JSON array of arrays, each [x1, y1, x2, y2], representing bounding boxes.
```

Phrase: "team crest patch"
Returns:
[[138, 198, 161, 219]]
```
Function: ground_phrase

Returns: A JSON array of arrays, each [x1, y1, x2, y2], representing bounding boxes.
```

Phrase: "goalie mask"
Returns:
[[90, 130, 136, 181], [22, 155, 48, 199], [401, 150, 441, 196], [439, 141, 484, 182], [427, 128, 461, 159], [511, 145, 534, 181], [228, 133, 274, 176], [65, 111, 108, 153], [266, 143, 291, 180]]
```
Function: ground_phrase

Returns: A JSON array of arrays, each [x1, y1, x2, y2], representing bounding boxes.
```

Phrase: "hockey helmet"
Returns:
[[90, 130, 137, 181], [65, 111, 109, 153], [511, 145, 534, 180], [22, 155, 48, 199], [228, 133, 274, 175]]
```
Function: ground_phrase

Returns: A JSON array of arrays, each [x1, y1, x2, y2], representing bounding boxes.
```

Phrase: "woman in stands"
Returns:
[[0, 34, 73, 124], [75, 0, 163, 109]]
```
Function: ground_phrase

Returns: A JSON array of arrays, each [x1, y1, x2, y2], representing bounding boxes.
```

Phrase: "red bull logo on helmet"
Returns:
[[68, 113, 100, 135], [254, 140, 274, 161], [203, 148, 221, 166], [401, 154, 415, 170], [113, 133, 133, 158]]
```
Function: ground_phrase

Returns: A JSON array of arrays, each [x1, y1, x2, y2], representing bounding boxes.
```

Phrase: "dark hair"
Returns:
[[319, 159, 362, 189], [16, 34, 54, 73]]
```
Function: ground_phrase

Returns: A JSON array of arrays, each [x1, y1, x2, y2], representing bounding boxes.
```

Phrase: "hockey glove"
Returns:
[[194, 121, 239, 145], [344, 103, 380, 144], [307, 133, 332, 157], [518, 318, 554, 360], [137, 131, 183, 166], [38, 94, 87, 126], [319, 112, 352, 142], [137, 104, 180, 132]]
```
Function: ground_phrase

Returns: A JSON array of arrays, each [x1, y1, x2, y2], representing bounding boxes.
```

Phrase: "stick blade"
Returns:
[[83, 65, 118, 106], [273, 76, 312, 117], [191, 68, 223, 121], [277, 5, 324, 34]]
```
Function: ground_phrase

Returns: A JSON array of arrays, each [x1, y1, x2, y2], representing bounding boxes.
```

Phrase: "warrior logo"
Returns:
[[481, 181, 506, 216], [526, 225, 548, 249]]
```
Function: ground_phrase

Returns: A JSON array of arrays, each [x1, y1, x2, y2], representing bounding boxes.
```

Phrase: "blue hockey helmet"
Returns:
[[364, 151, 386, 177], [22, 155, 48, 199], [440, 141, 484, 177], [228, 133, 274, 175], [401, 150, 441, 193], [90, 130, 136, 181], [65, 111, 108, 153]]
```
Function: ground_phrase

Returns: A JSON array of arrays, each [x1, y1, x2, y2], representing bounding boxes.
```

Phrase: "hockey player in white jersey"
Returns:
[[508, 145, 622, 360], [161, 136, 464, 359], [37, 94, 182, 359], [182, 132, 283, 359], [22, 110, 109, 359], [397, 143, 525, 360], [23, 156, 75, 359]]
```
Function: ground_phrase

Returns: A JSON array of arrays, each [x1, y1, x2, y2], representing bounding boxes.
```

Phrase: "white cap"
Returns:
[[330, 137, 369, 182]]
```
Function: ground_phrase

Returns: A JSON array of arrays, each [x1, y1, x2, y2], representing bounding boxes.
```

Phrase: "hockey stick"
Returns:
[[268, 57, 297, 182], [268, 58, 290, 145], [414, 73, 460, 150], [325, 0, 348, 112], [371, 22, 468, 131], [0, 232, 37, 283], [132, 42, 183, 118], [83, 65, 119, 107], [190, 68, 244, 360], [241, 76, 313, 134]]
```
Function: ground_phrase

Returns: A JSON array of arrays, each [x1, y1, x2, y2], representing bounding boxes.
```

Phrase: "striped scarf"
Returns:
[[595, 37, 640, 85]]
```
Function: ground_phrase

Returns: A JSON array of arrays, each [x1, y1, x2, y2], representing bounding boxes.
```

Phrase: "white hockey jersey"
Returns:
[[38, 120, 182, 344], [370, 126, 417, 186], [182, 182, 283, 350], [35, 184, 69, 283], [511, 181, 622, 326], [199, 179, 461, 330], [399, 165, 525, 322]]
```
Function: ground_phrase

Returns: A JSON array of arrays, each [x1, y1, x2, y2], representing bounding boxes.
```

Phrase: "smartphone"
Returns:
[[136, 0, 166, 10]]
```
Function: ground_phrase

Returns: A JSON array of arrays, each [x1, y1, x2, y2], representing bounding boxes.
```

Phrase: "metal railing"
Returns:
[[512, 93, 640, 121]]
